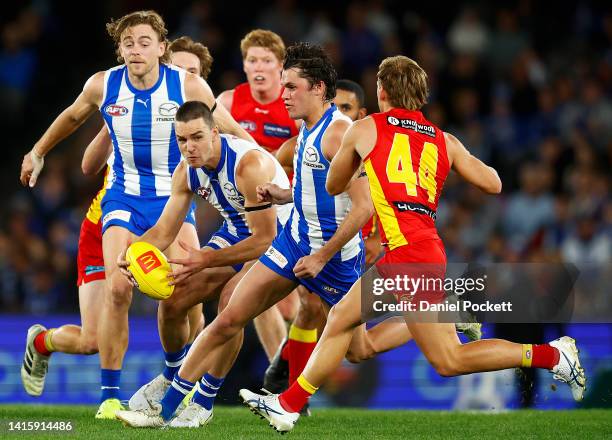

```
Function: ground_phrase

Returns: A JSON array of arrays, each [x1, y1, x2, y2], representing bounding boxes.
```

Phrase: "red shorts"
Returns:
[[76, 217, 105, 286], [375, 238, 447, 304]]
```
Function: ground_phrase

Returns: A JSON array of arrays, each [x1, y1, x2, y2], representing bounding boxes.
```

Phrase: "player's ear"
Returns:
[[159, 41, 166, 59], [358, 108, 367, 120]]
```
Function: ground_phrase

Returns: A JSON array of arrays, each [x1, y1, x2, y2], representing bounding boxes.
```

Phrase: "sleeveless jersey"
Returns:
[[100, 64, 185, 198], [364, 108, 450, 250], [85, 167, 110, 224], [187, 134, 291, 238], [230, 82, 298, 152], [289, 105, 361, 261]]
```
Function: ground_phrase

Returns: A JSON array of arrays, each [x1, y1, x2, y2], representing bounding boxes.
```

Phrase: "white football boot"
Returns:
[[549, 336, 586, 401], [116, 403, 167, 428], [456, 321, 482, 341], [129, 374, 171, 410], [20, 324, 50, 396], [168, 400, 213, 428], [239, 388, 299, 433]]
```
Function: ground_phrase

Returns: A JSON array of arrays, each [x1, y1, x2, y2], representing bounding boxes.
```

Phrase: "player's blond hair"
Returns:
[[106, 10, 170, 64], [240, 29, 285, 63], [169, 36, 214, 80], [377, 56, 429, 110]]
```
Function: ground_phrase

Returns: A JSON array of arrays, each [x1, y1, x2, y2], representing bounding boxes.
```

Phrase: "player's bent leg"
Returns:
[[277, 289, 299, 321], [50, 280, 105, 354], [346, 317, 412, 363], [241, 279, 364, 431], [130, 264, 236, 411]]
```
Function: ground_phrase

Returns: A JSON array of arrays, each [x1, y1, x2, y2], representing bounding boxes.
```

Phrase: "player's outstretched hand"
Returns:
[[256, 183, 290, 205], [293, 254, 326, 279], [167, 240, 211, 285], [20, 150, 45, 187]]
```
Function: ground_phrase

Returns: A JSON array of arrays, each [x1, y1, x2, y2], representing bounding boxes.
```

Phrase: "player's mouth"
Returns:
[[253, 75, 266, 83]]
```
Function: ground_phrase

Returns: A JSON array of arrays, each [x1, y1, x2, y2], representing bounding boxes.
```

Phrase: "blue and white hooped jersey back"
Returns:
[[187, 135, 292, 239], [100, 64, 185, 198], [290, 105, 362, 261]]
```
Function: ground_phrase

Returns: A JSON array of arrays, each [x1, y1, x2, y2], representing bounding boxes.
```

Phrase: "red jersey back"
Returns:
[[363, 108, 450, 250], [230, 82, 298, 152]]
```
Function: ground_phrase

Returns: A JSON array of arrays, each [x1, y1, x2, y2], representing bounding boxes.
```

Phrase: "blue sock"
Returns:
[[193, 373, 224, 410], [160, 375, 195, 421], [162, 346, 187, 381], [100, 369, 121, 402]]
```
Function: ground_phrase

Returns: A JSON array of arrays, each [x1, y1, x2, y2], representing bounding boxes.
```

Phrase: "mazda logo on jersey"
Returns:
[[104, 105, 128, 117], [303, 146, 325, 169], [159, 102, 179, 116]]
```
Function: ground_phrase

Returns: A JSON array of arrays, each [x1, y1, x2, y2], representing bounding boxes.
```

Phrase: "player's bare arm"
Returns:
[[21, 72, 105, 187], [216, 89, 234, 112], [256, 182, 293, 205], [185, 73, 256, 144], [445, 132, 502, 194], [327, 117, 376, 195], [82, 128, 112, 175], [294, 175, 374, 278], [275, 135, 297, 177], [169, 151, 278, 283]]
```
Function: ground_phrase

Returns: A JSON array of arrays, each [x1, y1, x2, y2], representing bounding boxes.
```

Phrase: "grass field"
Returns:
[[1, 405, 610, 439]]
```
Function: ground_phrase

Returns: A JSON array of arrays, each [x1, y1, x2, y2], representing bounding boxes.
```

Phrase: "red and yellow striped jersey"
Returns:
[[85, 168, 109, 224], [363, 109, 450, 250]]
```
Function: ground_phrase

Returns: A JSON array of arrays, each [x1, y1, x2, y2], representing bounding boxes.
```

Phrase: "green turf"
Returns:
[[0, 405, 610, 439]]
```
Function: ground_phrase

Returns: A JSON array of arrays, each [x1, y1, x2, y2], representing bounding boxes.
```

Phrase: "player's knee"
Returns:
[[159, 297, 189, 321], [211, 311, 244, 340], [429, 350, 462, 377], [297, 293, 321, 324], [79, 337, 99, 355], [107, 277, 132, 309]]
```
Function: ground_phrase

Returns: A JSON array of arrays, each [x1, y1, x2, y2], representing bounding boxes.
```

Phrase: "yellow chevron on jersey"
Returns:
[[85, 168, 109, 224]]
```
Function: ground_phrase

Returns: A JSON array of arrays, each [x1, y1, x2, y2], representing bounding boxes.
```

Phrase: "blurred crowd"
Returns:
[[0, 0, 610, 314]]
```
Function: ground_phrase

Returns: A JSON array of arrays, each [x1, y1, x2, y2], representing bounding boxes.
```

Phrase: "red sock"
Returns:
[[33, 331, 52, 356], [281, 340, 290, 361], [287, 325, 317, 385], [532, 344, 560, 369], [279, 376, 316, 413]]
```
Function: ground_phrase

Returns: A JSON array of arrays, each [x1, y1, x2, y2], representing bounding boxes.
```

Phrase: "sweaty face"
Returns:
[[281, 68, 319, 121], [120, 24, 165, 77], [175, 118, 215, 168], [243, 46, 282, 94], [171, 51, 201, 77], [333, 89, 361, 122]]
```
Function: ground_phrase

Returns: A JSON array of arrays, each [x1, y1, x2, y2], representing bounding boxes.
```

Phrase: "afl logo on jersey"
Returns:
[[239, 120, 257, 132], [105, 105, 128, 117], [303, 146, 325, 170]]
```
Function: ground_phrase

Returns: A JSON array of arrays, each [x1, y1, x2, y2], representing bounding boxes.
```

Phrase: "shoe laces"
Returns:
[[32, 358, 48, 377]]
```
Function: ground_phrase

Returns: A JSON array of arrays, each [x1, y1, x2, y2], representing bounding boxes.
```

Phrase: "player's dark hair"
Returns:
[[284, 43, 337, 102], [337, 79, 365, 108], [176, 101, 214, 127]]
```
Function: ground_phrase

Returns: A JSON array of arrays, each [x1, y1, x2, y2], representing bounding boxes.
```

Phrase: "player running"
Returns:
[[19, 35, 216, 401], [19, 10, 251, 419], [241, 56, 586, 433]]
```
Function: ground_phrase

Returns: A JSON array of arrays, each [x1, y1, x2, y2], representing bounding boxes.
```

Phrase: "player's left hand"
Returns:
[[293, 254, 326, 279], [167, 240, 212, 285], [20, 150, 45, 187]]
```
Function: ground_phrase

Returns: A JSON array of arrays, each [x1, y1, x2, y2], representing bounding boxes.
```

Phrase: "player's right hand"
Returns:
[[256, 183, 288, 204], [20, 150, 45, 187]]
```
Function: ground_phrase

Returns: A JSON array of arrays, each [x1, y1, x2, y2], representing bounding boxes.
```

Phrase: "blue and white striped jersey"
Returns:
[[187, 134, 292, 239], [100, 64, 185, 198], [289, 105, 362, 262]]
